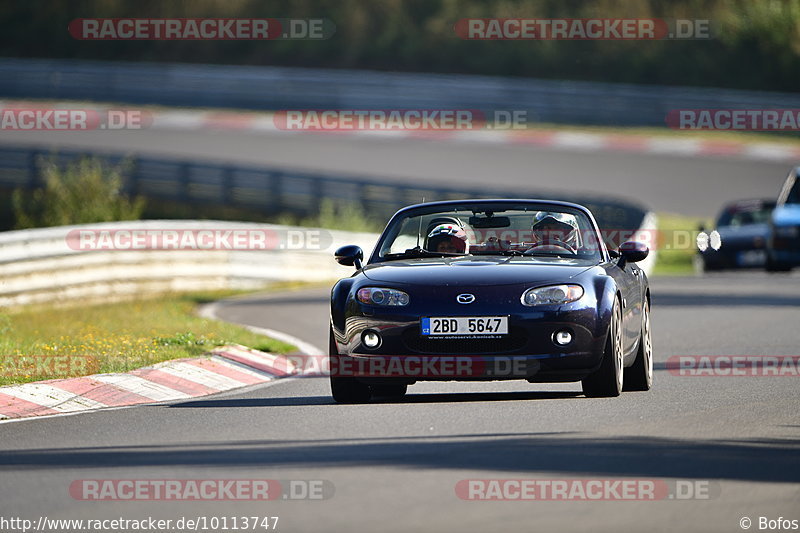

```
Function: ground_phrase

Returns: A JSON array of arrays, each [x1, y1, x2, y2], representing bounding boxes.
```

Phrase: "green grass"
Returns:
[[0, 290, 296, 386], [652, 212, 713, 276]]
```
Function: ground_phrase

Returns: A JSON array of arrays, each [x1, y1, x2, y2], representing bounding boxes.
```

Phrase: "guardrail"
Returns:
[[0, 220, 377, 307], [2, 58, 800, 127], [0, 146, 648, 235]]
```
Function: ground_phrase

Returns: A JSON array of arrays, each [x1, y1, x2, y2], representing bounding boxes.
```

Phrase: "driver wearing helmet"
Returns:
[[426, 223, 469, 254], [529, 212, 580, 251]]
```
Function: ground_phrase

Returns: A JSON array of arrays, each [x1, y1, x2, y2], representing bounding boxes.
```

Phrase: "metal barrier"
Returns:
[[0, 220, 377, 307], [0, 146, 648, 236], [2, 58, 800, 127]]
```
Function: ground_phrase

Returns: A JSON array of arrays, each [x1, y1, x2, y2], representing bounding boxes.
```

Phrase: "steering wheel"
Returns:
[[525, 238, 577, 254]]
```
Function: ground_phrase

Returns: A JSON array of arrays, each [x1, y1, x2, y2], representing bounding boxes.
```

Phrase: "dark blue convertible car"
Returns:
[[330, 199, 652, 403]]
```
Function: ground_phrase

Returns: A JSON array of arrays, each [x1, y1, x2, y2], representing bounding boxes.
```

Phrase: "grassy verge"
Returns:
[[0, 289, 297, 387], [651, 212, 713, 276]]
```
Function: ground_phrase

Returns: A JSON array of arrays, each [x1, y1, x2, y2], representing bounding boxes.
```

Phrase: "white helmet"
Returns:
[[531, 212, 580, 248]]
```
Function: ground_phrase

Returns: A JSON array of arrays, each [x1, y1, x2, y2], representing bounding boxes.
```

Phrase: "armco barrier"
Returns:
[[0, 220, 377, 307], [2, 58, 800, 127]]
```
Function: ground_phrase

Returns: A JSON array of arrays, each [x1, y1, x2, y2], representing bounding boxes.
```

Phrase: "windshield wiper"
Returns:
[[497, 249, 525, 256], [384, 247, 463, 259]]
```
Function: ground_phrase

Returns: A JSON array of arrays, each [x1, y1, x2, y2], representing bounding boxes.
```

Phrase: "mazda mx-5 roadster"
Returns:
[[329, 199, 652, 403]]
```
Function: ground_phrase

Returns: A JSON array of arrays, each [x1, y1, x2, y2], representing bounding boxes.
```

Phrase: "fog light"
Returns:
[[553, 330, 573, 346], [362, 330, 381, 349]]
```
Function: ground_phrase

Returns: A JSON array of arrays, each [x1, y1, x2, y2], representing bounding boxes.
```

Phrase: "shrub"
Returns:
[[12, 157, 145, 229]]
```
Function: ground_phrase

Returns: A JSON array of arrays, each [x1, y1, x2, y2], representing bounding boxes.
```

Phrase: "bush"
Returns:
[[278, 199, 384, 232], [12, 157, 145, 229]]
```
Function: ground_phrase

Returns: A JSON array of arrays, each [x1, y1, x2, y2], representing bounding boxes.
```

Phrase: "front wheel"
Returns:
[[329, 330, 371, 404], [582, 297, 623, 398], [623, 300, 653, 392], [330, 374, 372, 404], [370, 382, 408, 398], [766, 255, 792, 272]]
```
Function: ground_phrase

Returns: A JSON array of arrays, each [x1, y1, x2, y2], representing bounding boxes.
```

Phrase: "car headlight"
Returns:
[[357, 287, 410, 306], [521, 284, 584, 306]]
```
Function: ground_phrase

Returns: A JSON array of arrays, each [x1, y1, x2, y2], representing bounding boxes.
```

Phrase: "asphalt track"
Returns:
[[0, 127, 794, 216], [0, 274, 798, 532], [0, 130, 798, 532]]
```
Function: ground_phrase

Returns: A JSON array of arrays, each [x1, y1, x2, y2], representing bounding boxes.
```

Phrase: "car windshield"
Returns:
[[717, 205, 774, 226], [377, 203, 603, 262]]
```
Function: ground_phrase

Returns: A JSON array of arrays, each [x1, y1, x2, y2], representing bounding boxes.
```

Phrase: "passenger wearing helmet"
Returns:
[[426, 223, 469, 254], [529, 212, 580, 251]]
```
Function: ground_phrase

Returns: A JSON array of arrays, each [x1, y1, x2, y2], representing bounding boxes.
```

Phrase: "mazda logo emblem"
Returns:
[[456, 293, 476, 304]]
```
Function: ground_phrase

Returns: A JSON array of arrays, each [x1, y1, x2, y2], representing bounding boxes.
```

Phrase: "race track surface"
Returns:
[[0, 274, 798, 533]]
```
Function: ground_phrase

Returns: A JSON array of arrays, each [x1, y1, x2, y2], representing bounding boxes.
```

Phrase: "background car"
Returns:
[[330, 199, 652, 403], [695, 199, 775, 272], [767, 167, 800, 271]]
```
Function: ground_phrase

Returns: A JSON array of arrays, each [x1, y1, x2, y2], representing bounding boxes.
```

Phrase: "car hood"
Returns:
[[361, 256, 596, 287]]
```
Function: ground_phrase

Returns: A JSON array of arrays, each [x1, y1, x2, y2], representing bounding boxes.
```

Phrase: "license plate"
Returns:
[[737, 250, 766, 266], [421, 316, 508, 336]]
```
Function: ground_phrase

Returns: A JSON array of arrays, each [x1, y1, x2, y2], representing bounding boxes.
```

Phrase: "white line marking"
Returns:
[[743, 144, 800, 161], [92, 374, 192, 401], [552, 132, 607, 150], [0, 383, 106, 412], [200, 301, 324, 356], [645, 138, 702, 155]]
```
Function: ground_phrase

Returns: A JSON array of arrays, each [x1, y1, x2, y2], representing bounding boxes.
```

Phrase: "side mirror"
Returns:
[[618, 241, 649, 264], [335, 245, 363, 269]]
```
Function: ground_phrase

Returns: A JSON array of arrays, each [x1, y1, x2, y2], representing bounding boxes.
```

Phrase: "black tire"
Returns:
[[623, 300, 653, 392], [766, 255, 792, 272], [329, 330, 371, 404], [370, 382, 408, 398], [582, 297, 623, 398]]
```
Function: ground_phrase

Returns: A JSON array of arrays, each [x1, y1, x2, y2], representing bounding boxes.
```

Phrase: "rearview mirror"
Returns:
[[468, 215, 511, 228], [335, 245, 363, 269], [618, 241, 649, 263]]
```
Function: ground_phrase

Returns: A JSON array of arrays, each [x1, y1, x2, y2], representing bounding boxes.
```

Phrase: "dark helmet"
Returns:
[[426, 223, 469, 253]]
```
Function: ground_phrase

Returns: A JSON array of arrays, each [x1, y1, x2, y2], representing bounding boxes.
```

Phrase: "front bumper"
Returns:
[[333, 297, 609, 383]]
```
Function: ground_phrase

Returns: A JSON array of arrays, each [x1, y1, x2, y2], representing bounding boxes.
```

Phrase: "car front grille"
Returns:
[[401, 327, 528, 354]]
